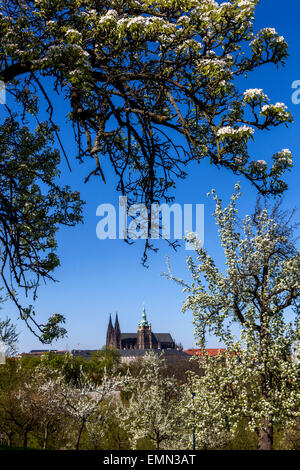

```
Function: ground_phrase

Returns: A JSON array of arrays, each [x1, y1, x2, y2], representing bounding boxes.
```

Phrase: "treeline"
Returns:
[[0, 349, 196, 450], [0, 350, 299, 450]]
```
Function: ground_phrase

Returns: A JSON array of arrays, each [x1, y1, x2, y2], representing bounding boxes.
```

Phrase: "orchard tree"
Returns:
[[179, 372, 233, 450], [119, 352, 183, 450], [31, 362, 67, 449], [85, 403, 127, 450], [181, 343, 300, 450], [0, 355, 67, 449], [166, 185, 300, 450], [0, 118, 83, 342], [0, 357, 37, 447], [0, 1, 295, 261], [0, 393, 19, 447], [1, 379, 41, 448], [57, 366, 121, 450]]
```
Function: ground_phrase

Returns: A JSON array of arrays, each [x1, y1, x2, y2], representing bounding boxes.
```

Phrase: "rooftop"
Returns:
[[184, 348, 227, 357]]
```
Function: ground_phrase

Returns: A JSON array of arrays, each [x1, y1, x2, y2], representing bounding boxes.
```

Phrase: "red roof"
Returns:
[[184, 348, 226, 357]]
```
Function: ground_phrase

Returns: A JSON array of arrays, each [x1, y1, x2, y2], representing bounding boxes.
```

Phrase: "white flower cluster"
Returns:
[[277, 148, 292, 158], [259, 27, 277, 35], [258, 28, 286, 44], [243, 88, 268, 103], [185, 232, 203, 250], [260, 102, 291, 122], [237, 0, 256, 8], [97, 9, 119, 24], [177, 38, 203, 54], [250, 27, 288, 50], [177, 15, 191, 25], [191, 2, 220, 25], [65, 28, 82, 37], [220, 2, 232, 8], [217, 125, 255, 139], [199, 57, 227, 68], [272, 149, 293, 171], [273, 35, 286, 44], [64, 29, 82, 43], [116, 14, 175, 35], [198, 0, 219, 9], [46, 43, 89, 59]]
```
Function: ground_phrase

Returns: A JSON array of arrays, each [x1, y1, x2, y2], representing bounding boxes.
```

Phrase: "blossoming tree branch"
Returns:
[[0, 0, 294, 207]]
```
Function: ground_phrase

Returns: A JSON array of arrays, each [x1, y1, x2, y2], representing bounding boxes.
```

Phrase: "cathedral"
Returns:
[[106, 307, 176, 350]]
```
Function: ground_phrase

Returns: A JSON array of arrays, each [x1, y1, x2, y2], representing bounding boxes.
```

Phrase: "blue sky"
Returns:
[[2, 0, 300, 352]]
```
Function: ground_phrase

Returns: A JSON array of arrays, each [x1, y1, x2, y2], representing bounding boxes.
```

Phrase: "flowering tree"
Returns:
[[57, 366, 121, 450], [0, 0, 294, 218], [179, 373, 233, 450], [30, 361, 67, 449], [180, 344, 300, 450], [166, 185, 300, 450], [119, 352, 183, 450]]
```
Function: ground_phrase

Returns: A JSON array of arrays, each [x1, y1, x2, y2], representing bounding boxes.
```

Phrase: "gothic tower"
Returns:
[[114, 313, 122, 349], [106, 314, 114, 348], [137, 306, 152, 349]]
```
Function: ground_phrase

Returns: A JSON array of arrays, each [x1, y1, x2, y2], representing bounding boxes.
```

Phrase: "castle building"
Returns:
[[20, 308, 189, 365], [106, 308, 176, 350]]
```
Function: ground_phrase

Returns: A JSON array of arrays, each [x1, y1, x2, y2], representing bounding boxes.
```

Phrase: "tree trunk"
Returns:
[[258, 420, 273, 450], [7, 433, 13, 447], [75, 420, 85, 451], [117, 430, 121, 450], [43, 422, 49, 449], [23, 430, 28, 449], [155, 437, 160, 450], [259, 299, 273, 451]]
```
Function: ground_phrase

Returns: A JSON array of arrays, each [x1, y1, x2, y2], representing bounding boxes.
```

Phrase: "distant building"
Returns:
[[19, 349, 66, 358], [20, 308, 190, 364], [20, 349, 71, 359], [119, 348, 189, 364], [106, 308, 176, 351]]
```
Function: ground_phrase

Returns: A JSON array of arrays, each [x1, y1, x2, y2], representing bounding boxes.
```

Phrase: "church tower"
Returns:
[[137, 306, 152, 349], [106, 314, 114, 348], [114, 313, 121, 349]]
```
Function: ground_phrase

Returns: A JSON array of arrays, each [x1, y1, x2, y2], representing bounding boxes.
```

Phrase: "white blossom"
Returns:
[[243, 88, 268, 103], [217, 125, 255, 139]]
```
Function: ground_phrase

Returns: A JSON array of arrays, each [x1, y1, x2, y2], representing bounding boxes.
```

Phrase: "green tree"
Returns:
[[88, 346, 121, 380], [0, 358, 40, 448], [0, 118, 83, 341], [0, 316, 18, 356]]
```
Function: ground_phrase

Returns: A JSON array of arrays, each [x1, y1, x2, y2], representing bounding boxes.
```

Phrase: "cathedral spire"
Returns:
[[115, 312, 120, 333], [106, 314, 114, 347], [139, 305, 151, 327], [114, 312, 121, 349]]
